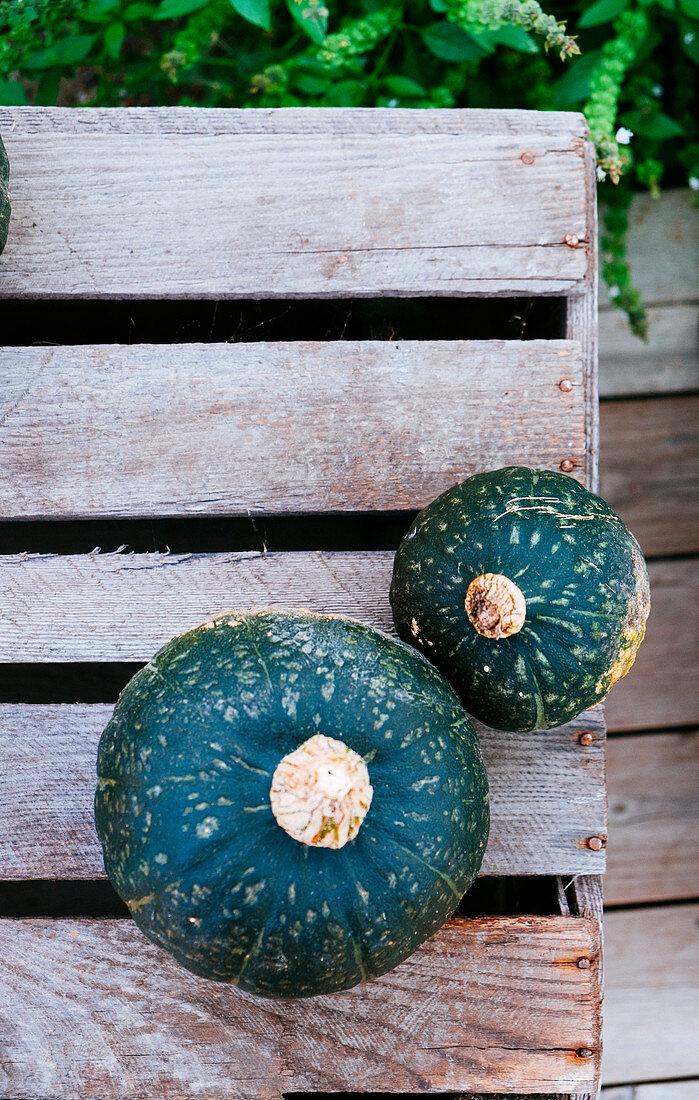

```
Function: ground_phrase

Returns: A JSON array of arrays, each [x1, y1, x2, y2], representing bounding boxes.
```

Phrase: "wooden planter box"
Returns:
[[0, 106, 604, 1099]]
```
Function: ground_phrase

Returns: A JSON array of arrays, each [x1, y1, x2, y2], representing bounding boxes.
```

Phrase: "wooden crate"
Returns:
[[0, 107, 604, 1099]]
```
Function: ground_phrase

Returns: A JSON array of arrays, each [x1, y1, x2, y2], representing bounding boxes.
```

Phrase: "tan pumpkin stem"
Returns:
[[269, 734, 373, 849], [465, 573, 527, 639]]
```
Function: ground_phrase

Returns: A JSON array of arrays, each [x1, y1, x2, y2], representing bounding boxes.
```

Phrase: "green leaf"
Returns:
[[622, 110, 685, 139], [429, 0, 449, 10], [124, 3, 157, 20], [25, 35, 97, 69], [154, 0, 212, 19], [294, 73, 332, 93], [657, 0, 676, 9], [80, 0, 120, 21], [422, 22, 488, 61], [678, 0, 699, 15], [104, 20, 126, 57], [383, 75, 426, 96], [680, 21, 699, 61], [231, 0, 271, 29], [550, 49, 602, 105], [324, 78, 365, 105], [36, 71, 61, 105], [579, 0, 628, 26], [489, 25, 539, 51], [0, 79, 28, 106], [285, 0, 328, 43]]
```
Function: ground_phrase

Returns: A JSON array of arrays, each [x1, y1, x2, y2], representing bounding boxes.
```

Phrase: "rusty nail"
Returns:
[[559, 378, 574, 392], [587, 836, 605, 851], [578, 731, 594, 747], [577, 1048, 595, 1059], [521, 151, 535, 165], [577, 957, 592, 969], [565, 233, 580, 248], [560, 458, 576, 473]]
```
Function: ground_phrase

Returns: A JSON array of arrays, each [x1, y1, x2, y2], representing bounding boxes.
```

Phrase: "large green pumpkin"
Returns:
[[95, 609, 489, 998], [390, 466, 650, 733], [0, 135, 10, 255]]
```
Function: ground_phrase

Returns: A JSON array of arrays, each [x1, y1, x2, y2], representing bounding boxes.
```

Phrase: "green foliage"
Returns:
[[0, 0, 696, 336]]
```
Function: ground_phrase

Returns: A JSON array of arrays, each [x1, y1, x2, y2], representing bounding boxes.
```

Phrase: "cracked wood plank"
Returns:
[[0, 701, 605, 879], [0, 340, 586, 519], [0, 915, 601, 1097], [0, 107, 590, 298]]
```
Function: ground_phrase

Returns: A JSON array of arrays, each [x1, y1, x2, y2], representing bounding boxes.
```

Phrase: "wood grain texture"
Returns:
[[600, 396, 699, 557], [599, 304, 699, 398], [604, 557, 699, 731], [606, 730, 699, 906], [0, 703, 605, 879], [0, 915, 601, 1098], [0, 107, 590, 298], [603, 1084, 699, 1100], [567, 139, 599, 494], [599, 190, 699, 307], [0, 340, 586, 520], [602, 904, 699, 1086]]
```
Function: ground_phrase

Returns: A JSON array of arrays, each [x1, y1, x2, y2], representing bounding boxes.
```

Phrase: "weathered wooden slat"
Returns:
[[0, 550, 395, 657], [600, 396, 699, 557], [602, 904, 699, 1086], [0, 340, 586, 520], [606, 730, 699, 906], [604, 557, 699, 731], [0, 915, 601, 1098], [0, 108, 590, 298], [599, 303, 699, 398], [0, 703, 605, 879]]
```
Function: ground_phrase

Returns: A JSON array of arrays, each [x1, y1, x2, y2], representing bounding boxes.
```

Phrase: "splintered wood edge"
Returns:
[[0, 914, 601, 1098]]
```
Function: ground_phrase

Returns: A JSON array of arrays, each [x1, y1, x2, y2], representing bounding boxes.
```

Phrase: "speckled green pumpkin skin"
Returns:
[[0, 135, 10, 255], [390, 467, 650, 733], [95, 610, 489, 998]]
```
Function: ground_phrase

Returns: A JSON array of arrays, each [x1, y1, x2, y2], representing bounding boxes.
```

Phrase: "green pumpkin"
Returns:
[[95, 609, 489, 998], [0, 135, 10, 256], [390, 466, 650, 733]]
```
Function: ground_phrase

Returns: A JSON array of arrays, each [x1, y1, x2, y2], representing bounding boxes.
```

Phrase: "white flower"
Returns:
[[684, 31, 695, 44], [386, 98, 399, 108], [596, 167, 607, 182], [652, 84, 663, 97], [609, 286, 621, 299], [689, 177, 699, 192], [616, 127, 633, 145]]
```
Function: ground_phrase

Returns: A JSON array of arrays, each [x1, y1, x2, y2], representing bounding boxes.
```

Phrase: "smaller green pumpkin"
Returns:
[[390, 466, 650, 733], [0, 134, 10, 256], [95, 609, 489, 998]]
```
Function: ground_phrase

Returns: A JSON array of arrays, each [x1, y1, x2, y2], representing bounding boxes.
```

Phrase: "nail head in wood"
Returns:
[[559, 378, 574, 392], [520, 151, 535, 165], [565, 233, 581, 248], [577, 1047, 595, 1059], [577, 957, 592, 969], [587, 836, 605, 851], [560, 457, 576, 472], [578, 731, 595, 746]]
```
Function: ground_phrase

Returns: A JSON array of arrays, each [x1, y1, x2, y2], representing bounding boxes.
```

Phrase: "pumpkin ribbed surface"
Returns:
[[0, 136, 9, 255], [390, 466, 650, 733], [95, 609, 489, 998]]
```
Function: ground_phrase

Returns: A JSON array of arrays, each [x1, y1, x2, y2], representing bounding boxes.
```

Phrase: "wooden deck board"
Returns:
[[606, 730, 699, 906], [0, 915, 601, 1098], [602, 905, 699, 1086], [600, 396, 699, 558]]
